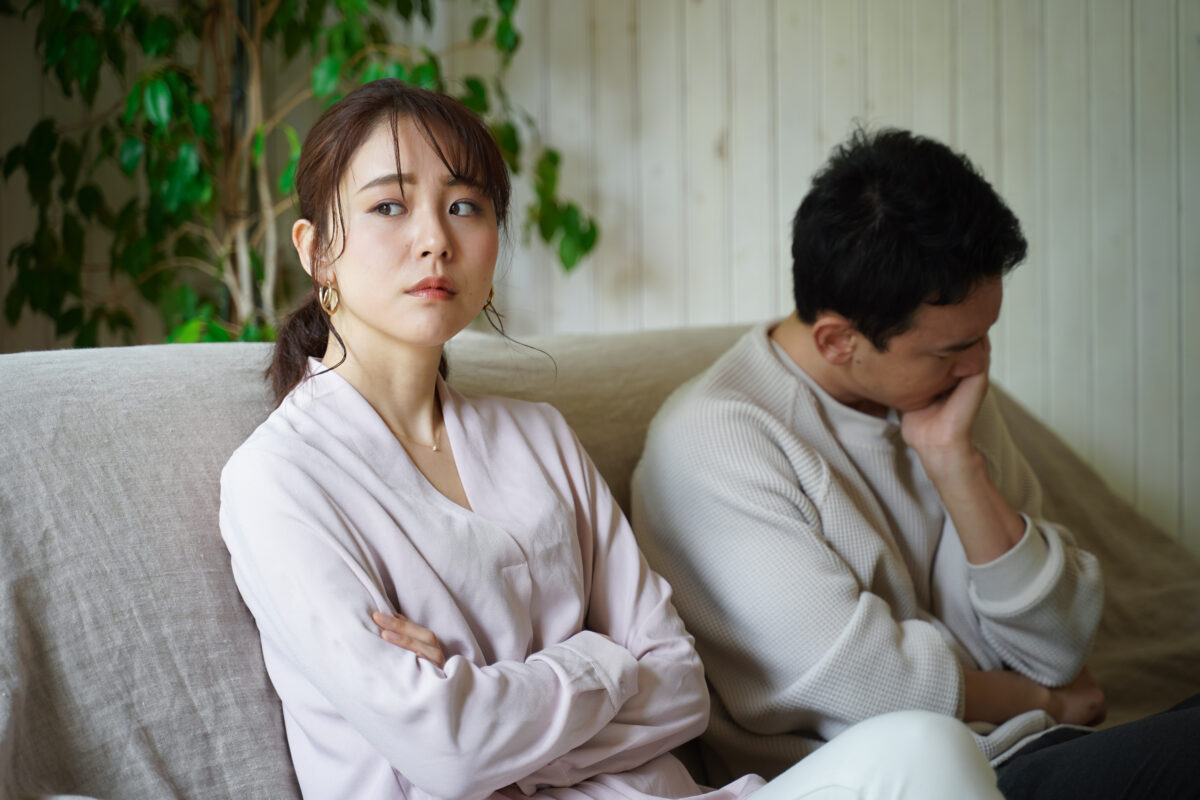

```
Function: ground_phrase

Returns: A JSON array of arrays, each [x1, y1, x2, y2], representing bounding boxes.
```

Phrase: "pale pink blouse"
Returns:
[[220, 361, 762, 800]]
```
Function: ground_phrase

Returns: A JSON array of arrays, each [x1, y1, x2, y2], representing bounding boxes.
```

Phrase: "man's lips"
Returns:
[[406, 277, 457, 299]]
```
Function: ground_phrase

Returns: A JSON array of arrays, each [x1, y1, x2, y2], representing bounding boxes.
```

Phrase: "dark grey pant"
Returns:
[[996, 693, 1200, 799]]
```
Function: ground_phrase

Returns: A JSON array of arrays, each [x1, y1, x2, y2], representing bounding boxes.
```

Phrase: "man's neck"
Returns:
[[769, 313, 889, 418]]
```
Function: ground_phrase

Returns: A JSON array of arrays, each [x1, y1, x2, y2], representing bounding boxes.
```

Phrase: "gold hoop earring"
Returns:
[[484, 286, 495, 313], [318, 281, 340, 315]]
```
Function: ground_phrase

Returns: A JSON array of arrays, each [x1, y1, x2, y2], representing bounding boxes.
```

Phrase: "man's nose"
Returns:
[[953, 335, 991, 377]]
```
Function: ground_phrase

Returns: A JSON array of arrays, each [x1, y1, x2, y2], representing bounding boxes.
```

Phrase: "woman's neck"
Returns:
[[322, 336, 445, 447]]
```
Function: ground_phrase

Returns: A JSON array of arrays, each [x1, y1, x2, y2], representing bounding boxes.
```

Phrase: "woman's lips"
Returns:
[[406, 277, 457, 299]]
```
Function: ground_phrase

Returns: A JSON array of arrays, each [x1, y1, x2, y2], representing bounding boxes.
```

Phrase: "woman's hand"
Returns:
[[371, 611, 446, 668]]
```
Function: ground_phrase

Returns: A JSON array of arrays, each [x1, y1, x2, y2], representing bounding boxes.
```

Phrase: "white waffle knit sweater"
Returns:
[[631, 324, 1103, 783]]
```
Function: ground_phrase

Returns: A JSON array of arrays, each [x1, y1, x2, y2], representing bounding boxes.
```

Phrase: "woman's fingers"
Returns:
[[371, 611, 447, 668]]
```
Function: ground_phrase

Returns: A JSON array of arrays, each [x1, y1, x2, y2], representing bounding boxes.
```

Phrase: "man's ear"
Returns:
[[292, 218, 319, 280], [811, 313, 857, 365]]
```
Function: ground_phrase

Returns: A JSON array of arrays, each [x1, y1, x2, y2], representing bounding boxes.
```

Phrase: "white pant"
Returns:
[[746, 711, 1002, 800]]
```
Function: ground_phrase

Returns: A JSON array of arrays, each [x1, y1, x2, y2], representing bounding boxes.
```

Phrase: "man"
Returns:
[[632, 129, 1195, 798]]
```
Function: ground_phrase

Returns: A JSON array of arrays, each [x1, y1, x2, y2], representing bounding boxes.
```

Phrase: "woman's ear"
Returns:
[[811, 313, 857, 365], [293, 218, 318, 279]]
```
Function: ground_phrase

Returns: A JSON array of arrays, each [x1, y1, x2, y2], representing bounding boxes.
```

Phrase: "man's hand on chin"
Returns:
[[899, 370, 990, 472]]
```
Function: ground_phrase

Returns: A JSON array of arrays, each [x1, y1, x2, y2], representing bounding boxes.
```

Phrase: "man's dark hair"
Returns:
[[790, 127, 1027, 350]]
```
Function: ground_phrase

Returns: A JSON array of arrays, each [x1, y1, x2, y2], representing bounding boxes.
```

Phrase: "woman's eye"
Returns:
[[374, 202, 404, 216], [449, 200, 481, 216]]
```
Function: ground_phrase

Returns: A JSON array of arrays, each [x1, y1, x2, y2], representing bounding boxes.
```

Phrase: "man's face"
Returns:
[[846, 277, 1002, 413]]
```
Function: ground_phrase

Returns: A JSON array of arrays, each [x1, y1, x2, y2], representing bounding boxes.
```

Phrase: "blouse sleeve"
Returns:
[[512, 421, 711, 793], [220, 447, 639, 800]]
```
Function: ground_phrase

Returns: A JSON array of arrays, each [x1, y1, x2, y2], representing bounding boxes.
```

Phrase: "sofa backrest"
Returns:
[[0, 325, 746, 798]]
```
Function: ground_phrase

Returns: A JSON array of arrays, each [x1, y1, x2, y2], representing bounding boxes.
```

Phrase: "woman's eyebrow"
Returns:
[[356, 174, 474, 193]]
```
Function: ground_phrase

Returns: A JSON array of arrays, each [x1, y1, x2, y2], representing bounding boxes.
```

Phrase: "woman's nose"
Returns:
[[417, 210, 451, 259]]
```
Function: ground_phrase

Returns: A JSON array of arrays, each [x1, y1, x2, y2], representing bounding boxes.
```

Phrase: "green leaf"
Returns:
[[283, 123, 301, 156], [495, 16, 520, 54], [490, 121, 520, 172], [394, 0, 413, 20], [76, 183, 103, 219], [143, 78, 171, 130], [63, 213, 84, 265], [536, 200, 559, 243], [169, 316, 205, 343], [279, 152, 300, 194], [312, 54, 342, 97], [57, 138, 82, 196], [418, 0, 432, 26], [123, 85, 141, 125], [70, 34, 102, 105], [534, 149, 559, 201], [470, 15, 489, 41], [252, 127, 265, 166], [497, 0, 516, 15], [3, 144, 23, 180], [189, 102, 212, 138], [55, 306, 84, 337], [140, 15, 176, 56], [558, 229, 584, 270], [4, 281, 24, 326], [460, 77, 488, 113], [410, 52, 441, 90], [118, 137, 143, 174]]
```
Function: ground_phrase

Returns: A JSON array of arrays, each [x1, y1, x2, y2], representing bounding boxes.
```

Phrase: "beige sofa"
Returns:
[[3, 326, 1199, 799]]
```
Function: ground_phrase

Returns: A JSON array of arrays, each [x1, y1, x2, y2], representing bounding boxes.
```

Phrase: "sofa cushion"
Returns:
[[0, 342, 299, 799]]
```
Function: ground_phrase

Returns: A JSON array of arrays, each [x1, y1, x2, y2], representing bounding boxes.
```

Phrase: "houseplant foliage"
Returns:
[[3, 0, 598, 344]]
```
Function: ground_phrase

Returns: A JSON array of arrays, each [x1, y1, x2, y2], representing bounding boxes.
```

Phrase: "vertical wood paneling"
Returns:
[[955, 0, 999, 177], [820, 0, 865, 151], [591, 0, 641, 331], [910, 0, 955, 142], [865, 0, 910, 128], [547, 0, 596, 333], [1044, 0, 1093, 459], [4, 3, 1196, 551], [773, 1, 823, 318], [1089, 0, 1138, 503], [1182, 0, 1200, 555], [636, 0, 687, 328], [730, 0, 775, 323], [496, 0, 553, 335], [683, 0, 730, 325], [993, 0, 1043, 406], [1134, 0, 1181, 538]]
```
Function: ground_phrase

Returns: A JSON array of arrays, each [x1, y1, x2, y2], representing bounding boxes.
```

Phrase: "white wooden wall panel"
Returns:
[[1133, 1, 1182, 540], [1182, 0, 1200, 557], [1089, 0, 1138, 504], [3, 1, 1196, 553]]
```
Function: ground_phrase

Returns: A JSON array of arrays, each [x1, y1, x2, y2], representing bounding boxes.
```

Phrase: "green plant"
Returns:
[[2, 0, 598, 345]]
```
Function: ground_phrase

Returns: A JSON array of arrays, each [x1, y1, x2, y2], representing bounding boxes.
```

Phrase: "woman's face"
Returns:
[[297, 118, 499, 359]]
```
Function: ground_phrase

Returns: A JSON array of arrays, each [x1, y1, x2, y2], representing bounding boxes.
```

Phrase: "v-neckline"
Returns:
[[302, 361, 481, 517]]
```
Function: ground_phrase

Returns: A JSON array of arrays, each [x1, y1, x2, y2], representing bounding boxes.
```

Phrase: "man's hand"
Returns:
[[371, 611, 447, 668], [900, 371, 990, 468], [899, 369, 1024, 563], [963, 666, 1106, 727], [1045, 666, 1107, 726]]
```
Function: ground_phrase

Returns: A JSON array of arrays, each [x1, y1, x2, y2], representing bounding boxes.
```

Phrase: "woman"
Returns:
[[220, 79, 1001, 800]]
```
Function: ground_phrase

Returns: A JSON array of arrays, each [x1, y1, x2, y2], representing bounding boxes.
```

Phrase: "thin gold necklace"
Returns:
[[395, 423, 444, 453]]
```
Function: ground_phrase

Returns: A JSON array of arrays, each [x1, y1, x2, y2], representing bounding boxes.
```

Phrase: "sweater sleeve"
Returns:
[[513, 417, 710, 793], [632, 397, 964, 743], [219, 447, 638, 800], [964, 390, 1104, 685]]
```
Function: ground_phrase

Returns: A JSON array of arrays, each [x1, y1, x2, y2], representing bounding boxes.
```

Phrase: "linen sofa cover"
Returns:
[[1, 326, 1198, 799]]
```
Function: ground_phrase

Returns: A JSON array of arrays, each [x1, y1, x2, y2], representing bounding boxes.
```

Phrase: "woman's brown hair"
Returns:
[[268, 79, 512, 405]]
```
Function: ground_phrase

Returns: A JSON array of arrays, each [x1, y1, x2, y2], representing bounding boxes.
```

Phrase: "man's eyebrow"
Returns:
[[355, 173, 473, 193], [940, 336, 983, 353]]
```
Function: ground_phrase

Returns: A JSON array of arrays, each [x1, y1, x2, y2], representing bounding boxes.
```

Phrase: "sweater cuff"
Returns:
[[967, 516, 1063, 616]]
